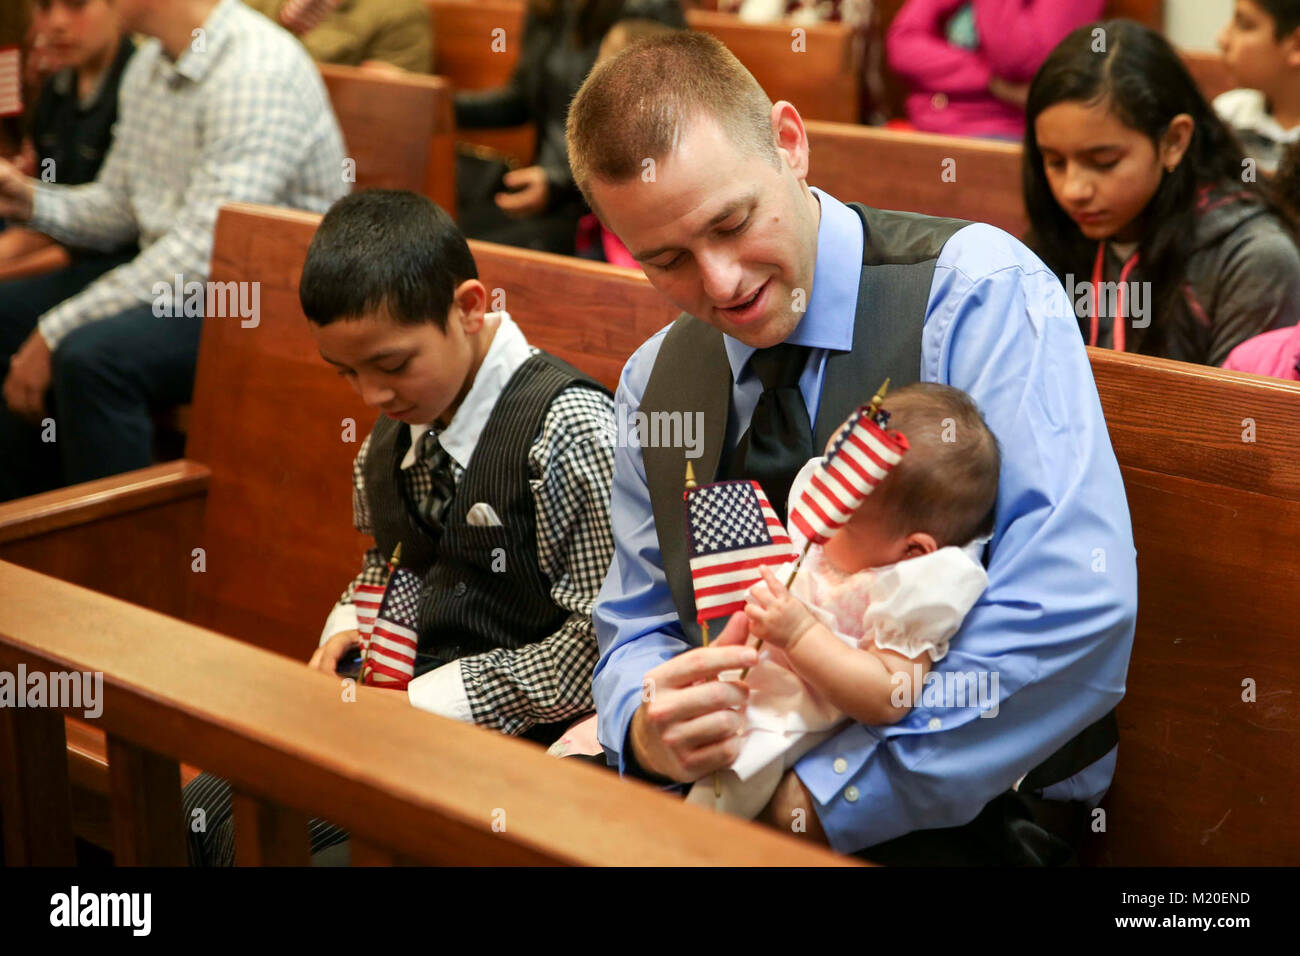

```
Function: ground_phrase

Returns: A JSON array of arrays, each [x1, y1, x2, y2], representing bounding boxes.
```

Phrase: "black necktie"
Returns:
[[414, 428, 457, 541], [723, 343, 816, 517]]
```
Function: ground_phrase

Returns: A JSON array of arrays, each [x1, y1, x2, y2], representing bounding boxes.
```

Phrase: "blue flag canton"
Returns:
[[378, 568, 422, 627], [687, 481, 771, 557]]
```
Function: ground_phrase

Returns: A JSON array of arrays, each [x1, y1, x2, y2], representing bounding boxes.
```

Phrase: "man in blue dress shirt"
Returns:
[[565, 32, 1137, 862]]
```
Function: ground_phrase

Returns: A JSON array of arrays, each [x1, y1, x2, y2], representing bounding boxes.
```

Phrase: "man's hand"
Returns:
[[2, 330, 52, 422], [759, 768, 831, 845], [308, 629, 360, 674], [0, 158, 36, 222], [495, 165, 549, 218], [628, 611, 758, 783], [746, 566, 817, 651]]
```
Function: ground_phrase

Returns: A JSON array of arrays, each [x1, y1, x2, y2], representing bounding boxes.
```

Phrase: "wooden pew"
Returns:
[[5, 203, 1299, 865], [0, 561, 848, 866], [428, 0, 536, 164], [428, 1, 862, 139], [319, 64, 457, 216], [805, 121, 1026, 237]]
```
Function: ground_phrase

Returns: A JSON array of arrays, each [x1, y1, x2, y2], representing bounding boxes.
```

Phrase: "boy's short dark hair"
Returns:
[[1254, 0, 1300, 38], [300, 190, 478, 329], [869, 383, 1001, 547]]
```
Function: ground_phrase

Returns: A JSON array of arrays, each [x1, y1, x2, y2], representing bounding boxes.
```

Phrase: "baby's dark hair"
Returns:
[[865, 383, 1000, 547], [300, 189, 478, 329]]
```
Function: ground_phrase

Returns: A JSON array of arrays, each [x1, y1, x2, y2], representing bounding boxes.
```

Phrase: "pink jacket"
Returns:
[[886, 0, 1103, 139], [1222, 324, 1300, 380]]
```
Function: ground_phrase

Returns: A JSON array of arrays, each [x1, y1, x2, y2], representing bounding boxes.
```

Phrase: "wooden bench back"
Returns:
[[0, 561, 848, 866], [428, 0, 861, 130], [805, 121, 1027, 237], [1179, 49, 1235, 103], [318, 64, 457, 216]]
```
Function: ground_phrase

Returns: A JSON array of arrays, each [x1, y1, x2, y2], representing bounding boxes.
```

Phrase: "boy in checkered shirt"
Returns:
[[183, 189, 616, 865]]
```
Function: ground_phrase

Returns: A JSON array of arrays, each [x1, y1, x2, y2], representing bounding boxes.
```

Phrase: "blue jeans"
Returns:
[[0, 253, 200, 500]]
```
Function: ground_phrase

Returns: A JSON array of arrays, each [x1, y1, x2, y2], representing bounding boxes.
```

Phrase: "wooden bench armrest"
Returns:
[[0, 461, 211, 544]]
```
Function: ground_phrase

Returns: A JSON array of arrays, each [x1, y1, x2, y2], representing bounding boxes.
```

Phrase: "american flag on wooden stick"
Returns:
[[789, 403, 909, 545], [361, 568, 421, 690], [352, 583, 385, 646], [685, 479, 798, 623]]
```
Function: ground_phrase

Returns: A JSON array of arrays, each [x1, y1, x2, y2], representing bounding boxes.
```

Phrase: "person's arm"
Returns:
[[1205, 220, 1300, 368], [452, 10, 537, 129], [310, 434, 389, 671], [407, 387, 618, 732], [885, 0, 995, 95], [34, 64, 345, 351], [793, 224, 1138, 853], [592, 332, 757, 781], [972, 0, 1104, 83], [746, 566, 930, 725]]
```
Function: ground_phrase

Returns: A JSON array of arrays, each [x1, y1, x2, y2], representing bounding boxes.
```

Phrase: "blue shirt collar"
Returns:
[[723, 186, 864, 381]]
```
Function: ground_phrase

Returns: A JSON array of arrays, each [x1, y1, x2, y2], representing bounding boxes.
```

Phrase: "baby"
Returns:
[[687, 383, 1001, 819]]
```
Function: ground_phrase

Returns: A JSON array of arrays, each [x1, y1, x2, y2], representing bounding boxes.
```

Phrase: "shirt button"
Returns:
[[844, 786, 860, 803], [928, 717, 942, 730], [931, 92, 949, 111], [833, 758, 848, 774], [453, 581, 468, 598]]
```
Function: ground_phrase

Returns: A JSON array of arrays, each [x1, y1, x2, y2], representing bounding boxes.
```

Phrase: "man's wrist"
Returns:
[[623, 705, 671, 783]]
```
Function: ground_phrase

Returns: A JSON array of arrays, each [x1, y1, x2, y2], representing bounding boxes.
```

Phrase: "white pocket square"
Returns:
[[466, 502, 503, 527]]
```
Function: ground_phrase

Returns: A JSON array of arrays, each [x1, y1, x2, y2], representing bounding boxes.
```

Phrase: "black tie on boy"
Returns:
[[414, 428, 457, 542], [721, 342, 816, 517]]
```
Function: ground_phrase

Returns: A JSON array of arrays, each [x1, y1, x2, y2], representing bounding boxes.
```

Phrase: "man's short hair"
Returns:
[[300, 189, 477, 329], [565, 31, 778, 210], [867, 383, 1001, 548]]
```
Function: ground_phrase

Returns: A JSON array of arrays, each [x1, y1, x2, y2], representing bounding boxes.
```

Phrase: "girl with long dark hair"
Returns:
[[1023, 19, 1300, 367]]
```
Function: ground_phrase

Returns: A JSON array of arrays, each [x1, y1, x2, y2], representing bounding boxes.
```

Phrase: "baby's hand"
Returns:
[[746, 566, 817, 652]]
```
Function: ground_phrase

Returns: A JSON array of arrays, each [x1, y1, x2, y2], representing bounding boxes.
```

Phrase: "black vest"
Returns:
[[363, 352, 608, 664], [638, 203, 1117, 805]]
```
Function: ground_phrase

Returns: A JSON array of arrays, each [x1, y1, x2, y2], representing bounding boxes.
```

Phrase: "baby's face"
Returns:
[[821, 501, 916, 573]]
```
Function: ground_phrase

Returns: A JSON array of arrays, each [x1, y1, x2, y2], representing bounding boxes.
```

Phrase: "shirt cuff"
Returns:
[[27, 181, 62, 233], [319, 602, 358, 648], [407, 660, 474, 723]]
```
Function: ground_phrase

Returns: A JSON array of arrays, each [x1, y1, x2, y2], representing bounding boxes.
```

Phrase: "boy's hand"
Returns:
[[2, 330, 52, 422], [746, 566, 817, 652], [309, 629, 360, 674]]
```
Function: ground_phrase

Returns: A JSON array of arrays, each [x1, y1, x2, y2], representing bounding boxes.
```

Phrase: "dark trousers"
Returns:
[[182, 771, 350, 867], [0, 251, 201, 501]]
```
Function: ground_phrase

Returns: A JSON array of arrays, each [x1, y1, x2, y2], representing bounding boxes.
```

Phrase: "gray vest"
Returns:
[[641, 203, 967, 644], [363, 352, 608, 663]]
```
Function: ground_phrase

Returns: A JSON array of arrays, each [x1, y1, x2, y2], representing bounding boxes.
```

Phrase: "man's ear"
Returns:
[[771, 100, 810, 181], [904, 532, 938, 558], [1160, 114, 1195, 171], [451, 279, 489, 332]]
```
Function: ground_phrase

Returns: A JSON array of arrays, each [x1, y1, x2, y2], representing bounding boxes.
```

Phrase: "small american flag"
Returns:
[[789, 405, 909, 545], [362, 568, 421, 690], [685, 480, 798, 623], [352, 582, 385, 658]]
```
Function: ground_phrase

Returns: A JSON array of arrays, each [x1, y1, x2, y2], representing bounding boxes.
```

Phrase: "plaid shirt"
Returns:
[[340, 355, 616, 736], [27, 0, 348, 349]]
